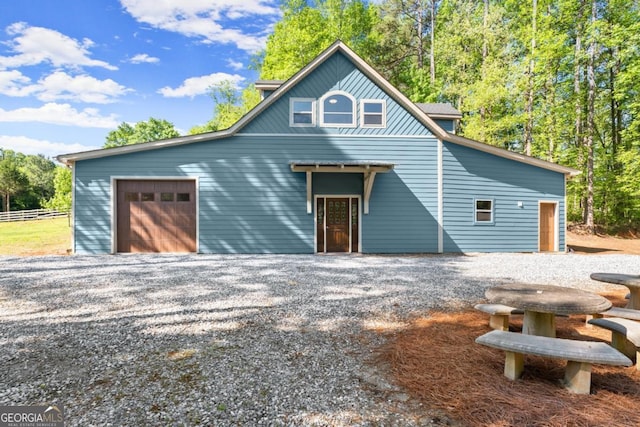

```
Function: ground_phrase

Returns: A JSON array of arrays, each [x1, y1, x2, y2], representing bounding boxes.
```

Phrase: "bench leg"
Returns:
[[564, 361, 592, 394], [489, 314, 509, 331], [585, 313, 603, 328], [610, 331, 638, 362], [504, 351, 524, 380]]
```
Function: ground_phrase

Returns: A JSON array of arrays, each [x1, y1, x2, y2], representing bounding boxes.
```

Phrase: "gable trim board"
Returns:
[[59, 41, 580, 255]]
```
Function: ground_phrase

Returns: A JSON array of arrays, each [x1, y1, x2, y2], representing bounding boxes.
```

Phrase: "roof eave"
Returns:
[[56, 129, 233, 165], [426, 113, 463, 120]]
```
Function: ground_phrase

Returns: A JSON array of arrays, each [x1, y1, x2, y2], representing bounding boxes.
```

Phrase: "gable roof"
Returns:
[[57, 41, 579, 177]]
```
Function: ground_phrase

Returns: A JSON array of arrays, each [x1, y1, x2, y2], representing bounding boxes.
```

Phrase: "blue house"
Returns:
[[57, 41, 579, 255]]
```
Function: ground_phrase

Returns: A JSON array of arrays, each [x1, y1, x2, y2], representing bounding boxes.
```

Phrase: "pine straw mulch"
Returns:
[[376, 290, 640, 427]]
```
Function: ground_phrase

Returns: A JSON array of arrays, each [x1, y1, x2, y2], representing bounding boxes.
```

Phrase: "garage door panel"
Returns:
[[117, 180, 196, 253]]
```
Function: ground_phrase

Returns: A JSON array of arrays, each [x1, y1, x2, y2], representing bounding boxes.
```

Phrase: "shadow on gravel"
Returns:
[[0, 254, 504, 425]]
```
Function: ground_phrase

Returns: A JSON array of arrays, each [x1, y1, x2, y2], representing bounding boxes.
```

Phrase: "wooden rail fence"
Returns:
[[0, 209, 69, 222]]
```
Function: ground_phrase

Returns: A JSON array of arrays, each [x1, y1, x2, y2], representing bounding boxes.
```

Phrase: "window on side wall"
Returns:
[[290, 98, 316, 127], [361, 100, 386, 128], [475, 199, 494, 224], [320, 92, 356, 127]]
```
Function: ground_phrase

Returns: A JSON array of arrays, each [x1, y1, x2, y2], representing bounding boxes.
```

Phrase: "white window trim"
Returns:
[[289, 98, 316, 127], [319, 91, 357, 128], [360, 99, 386, 128], [474, 198, 494, 224]]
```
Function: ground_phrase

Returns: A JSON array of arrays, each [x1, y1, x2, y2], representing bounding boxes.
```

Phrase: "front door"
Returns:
[[316, 197, 359, 253], [326, 198, 349, 252]]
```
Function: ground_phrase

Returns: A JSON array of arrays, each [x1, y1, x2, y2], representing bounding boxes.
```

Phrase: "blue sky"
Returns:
[[0, 0, 282, 160]]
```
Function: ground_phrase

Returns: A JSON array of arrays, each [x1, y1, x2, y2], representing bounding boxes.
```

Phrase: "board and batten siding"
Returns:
[[72, 132, 440, 254], [441, 141, 566, 253], [243, 51, 432, 137]]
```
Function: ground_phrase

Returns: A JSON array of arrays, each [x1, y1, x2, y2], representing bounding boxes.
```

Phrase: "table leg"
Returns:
[[627, 288, 640, 310], [522, 311, 556, 337]]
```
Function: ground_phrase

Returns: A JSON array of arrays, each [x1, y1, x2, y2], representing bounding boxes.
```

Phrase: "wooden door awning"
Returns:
[[289, 161, 395, 214]]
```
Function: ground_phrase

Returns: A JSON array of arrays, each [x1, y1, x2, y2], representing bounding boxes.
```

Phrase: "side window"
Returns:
[[290, 98, 316, 127], [320, 92, 356, 127], [361, 100, 386, 128], [475, 199, 494, 223]]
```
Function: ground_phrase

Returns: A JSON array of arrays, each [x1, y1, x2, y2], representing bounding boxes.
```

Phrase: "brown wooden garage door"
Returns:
[[117, 180, 196, 253]]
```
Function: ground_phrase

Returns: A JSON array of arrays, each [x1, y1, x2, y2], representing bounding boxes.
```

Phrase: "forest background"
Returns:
[[1, 0, 639, 233]]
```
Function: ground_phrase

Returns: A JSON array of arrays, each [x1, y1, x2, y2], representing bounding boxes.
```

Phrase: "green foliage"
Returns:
[[259, 0, 380, 80], [19, 154, 57, 209], [104, 118, 180, 148], [44, 167, 72, 213], [0, 149, 56, 211], [0, 153, 28, 211], [189, 82, 261, 134]]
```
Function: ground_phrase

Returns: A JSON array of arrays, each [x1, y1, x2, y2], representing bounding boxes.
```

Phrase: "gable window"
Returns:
[[475, 199, 494, 223], [290, 98, 316, 127], [320, 91, 356, 127], [361, 100, 386, 128]]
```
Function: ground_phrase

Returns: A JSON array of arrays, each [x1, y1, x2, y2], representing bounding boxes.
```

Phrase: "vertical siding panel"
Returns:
[[243, 52, 433, 137]]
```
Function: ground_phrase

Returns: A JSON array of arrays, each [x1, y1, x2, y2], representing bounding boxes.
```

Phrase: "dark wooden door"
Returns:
[[326, 198, 349, 252], [117, 180, 196, 253]]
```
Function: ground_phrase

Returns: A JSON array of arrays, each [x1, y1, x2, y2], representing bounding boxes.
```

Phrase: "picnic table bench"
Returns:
[[588, 317, 640, 369], [476, 330, 632, 394], [474, 303, 524, 331], [599, 306, 640, 321]]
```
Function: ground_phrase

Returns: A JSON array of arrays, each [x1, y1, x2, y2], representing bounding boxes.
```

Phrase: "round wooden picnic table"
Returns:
[[590, 273, 640, 310], [485, 283, 611, 338]]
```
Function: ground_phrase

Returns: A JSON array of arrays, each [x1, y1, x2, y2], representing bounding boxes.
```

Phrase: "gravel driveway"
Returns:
[[1, 253, 638, 426]]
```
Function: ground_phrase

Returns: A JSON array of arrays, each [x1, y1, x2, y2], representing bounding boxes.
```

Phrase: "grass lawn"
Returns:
[[0, 217, 71, 256]]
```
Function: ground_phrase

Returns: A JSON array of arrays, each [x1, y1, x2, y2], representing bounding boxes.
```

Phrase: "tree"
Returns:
[[20, 154, 57, 207], [44, 167, 72, 213], [104, 118, 180, 148], [0, 155, 28, 212], [189, 82, 261, 134], [371, 0, 438, 99], [259, 0, 380, 80]]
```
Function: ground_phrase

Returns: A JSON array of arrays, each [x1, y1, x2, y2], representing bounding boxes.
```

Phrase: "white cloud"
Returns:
[[0, 135, 100, 159], [158, 72, 244, 98], [0, 103, 120, 128], [0, 22, 117, 71], [0, 70, 38, 96], [36, 72, 131, 104], [0, 70, 130, 104], [129, 53, 160, 64], [120, 0, 280, 52], [227, 59, 244, 71]]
